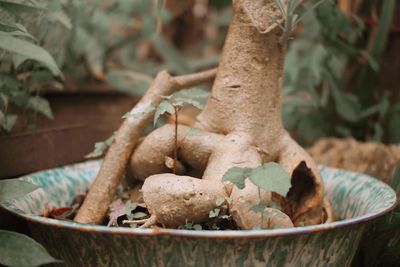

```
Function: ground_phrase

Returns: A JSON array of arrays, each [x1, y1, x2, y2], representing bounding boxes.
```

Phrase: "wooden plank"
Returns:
[[0, 94, 136, 179]]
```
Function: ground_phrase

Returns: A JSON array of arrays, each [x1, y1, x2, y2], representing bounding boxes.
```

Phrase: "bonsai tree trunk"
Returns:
[[75, 0, 332, 229]]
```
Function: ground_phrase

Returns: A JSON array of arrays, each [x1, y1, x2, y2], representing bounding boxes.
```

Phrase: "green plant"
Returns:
[[0, 179, 59, 267], [282, 0, 399, 145], [223, 162, 292, 229], [0, 0, 63, 133]]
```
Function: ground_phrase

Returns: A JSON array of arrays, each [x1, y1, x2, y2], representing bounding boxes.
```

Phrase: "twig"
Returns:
[[74, 68, 217, 224], [173, 106, 178, 174]]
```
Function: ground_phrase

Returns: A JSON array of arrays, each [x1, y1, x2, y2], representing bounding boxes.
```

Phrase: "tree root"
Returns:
[[129, 125, 331, 229], [76, 0, 333, 230], [74, 68, 217, 224], [123, 215, 158, 228]]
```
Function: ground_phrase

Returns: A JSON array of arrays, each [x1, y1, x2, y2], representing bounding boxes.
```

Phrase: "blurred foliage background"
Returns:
[[0, 0, 398, 145]]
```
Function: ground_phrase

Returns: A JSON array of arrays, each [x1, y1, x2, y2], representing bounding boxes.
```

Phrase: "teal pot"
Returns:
[[2, 160, 397, 266]]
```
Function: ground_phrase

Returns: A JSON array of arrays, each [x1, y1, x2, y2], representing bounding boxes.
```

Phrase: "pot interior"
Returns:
[[2, 160, 396, 235]]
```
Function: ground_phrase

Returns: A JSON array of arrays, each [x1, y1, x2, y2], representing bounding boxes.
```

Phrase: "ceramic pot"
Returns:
[[2, 160, 397, 266]]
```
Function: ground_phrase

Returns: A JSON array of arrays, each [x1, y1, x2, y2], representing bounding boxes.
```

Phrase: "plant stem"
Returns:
[[173, 105, 178, 174], [258, 188, 264, 228]]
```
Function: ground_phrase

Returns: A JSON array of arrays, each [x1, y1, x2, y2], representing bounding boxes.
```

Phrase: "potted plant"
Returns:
[[1, 0, 397, 266]]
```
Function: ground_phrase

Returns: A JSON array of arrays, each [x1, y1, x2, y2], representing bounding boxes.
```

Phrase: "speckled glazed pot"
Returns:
[[2, 160, 397, 267]]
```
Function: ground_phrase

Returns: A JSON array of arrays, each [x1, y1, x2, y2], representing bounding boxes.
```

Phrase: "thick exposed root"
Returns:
[[74, 68, 217, 224], [128, 124, 224, 181], [142, 174, 227, 227], [277, 131, 326, 226], [128, 124, 191, 181], [202, 133, 262, 190]]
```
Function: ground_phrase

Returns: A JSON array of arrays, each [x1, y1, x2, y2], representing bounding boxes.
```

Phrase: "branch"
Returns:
[[74, 68, 217, 224]]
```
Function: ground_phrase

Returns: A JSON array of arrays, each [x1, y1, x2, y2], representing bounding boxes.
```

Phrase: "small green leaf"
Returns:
[[209, 208, 220, 218], [269, 200, 282, 210], [331, 86, 361, 122], [192, 224, 202, 231], [0, 93, 7, 111], [123, 105, 155, 120], [0, 114, 17, 132], [249, 162, 291, 197], [215, 197, 225, 206], [124, 201, 138, 220], [0, 230, 60, 267], [389, 163, 400, 196], [0, 0, 46, 15], [85, 134, 115, 158], [171, 88, 209, 110], [27, 96, 53, 119], [388, 112, 400, 143], [153, 101, 175, 126], [0, 179, 39, 203], [222, 167, 252, 189], [221, 214, 231, 219], [250, 202, 265, 213]]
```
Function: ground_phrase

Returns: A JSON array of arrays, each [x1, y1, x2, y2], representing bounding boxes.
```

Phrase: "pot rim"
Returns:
[[2, 165, 398, 239]]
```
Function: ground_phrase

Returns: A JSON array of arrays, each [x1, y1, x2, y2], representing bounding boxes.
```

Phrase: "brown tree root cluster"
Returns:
[[75, 0, 333, 229]]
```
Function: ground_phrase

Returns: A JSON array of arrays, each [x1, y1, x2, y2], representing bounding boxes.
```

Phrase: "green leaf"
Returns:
[[331, 86, 361, 122], [249, 162, 291, 197], [215, 197, 225, 206], [225, 196, 232, 205], [369, 0, 396, 63], [46, 10, 72, 29], [123, 104, 155, 120], [269, 200, 282, 210], [388, 112, 400, 143], [209, 208, 220, 218], [192, 224, 202, 231], [0, 0, 46, 15], [0, 113, 17, 132], [250, 202, 265, 213], [27, 96, 53, 119], [85, 36, 105, 79], [124, 200, 138, 220], [0, 32, 62, 77], [85, 134, 115, 158], [222, 167, 252, 189], [388, 163, 400, 196], [153, 101, 175, 126], [0, 179, 39, 203], [0, 230, 60, 267], [0, 92, 8, 111], [0, 22, 20, 32], [171, 87, 209, 110], [273, 0, 286, 18]]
